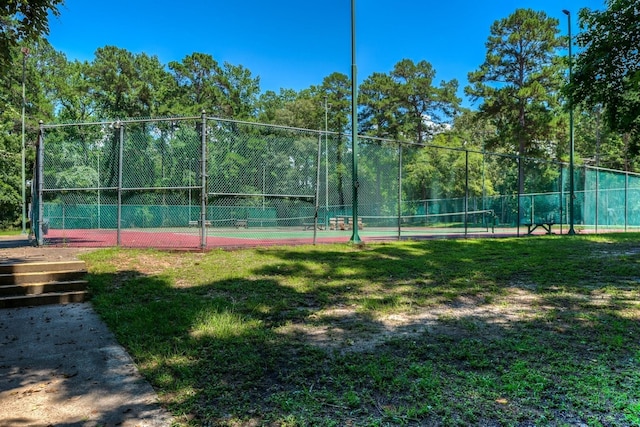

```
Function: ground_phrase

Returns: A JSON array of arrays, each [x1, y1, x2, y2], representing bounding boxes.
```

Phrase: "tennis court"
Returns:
[[41, 212, 524, 249], [33, 116, 640, 250]]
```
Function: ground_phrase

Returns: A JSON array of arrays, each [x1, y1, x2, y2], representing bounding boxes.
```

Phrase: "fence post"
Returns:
[[595, 167, 599, 233], [464, 149, 469, 237], [116, 121, 123, 246], [517, 156, 521, 237], [559, 164, 564, 234], [625, 171, 629, 232], [313, 134, 322, 244], [200, 111, 207, 249], [36, 121, 45, 246], [397, 143, 403, 241]]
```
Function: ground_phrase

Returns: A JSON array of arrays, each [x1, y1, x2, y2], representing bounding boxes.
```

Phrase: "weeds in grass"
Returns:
[[83, 235, 640, 426]]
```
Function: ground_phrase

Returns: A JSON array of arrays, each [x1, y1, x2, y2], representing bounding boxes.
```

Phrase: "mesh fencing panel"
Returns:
[[35, 117, 640, 248], [207, 121, 322, 230]]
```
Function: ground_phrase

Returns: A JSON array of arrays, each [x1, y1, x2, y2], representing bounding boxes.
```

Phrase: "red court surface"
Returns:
[[40, 226, 543, 250], [43, 228, 356, 249]]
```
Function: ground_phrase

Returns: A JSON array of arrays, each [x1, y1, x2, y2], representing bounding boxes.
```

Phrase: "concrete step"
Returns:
[[0, 260, 86, 274], [0, 269, 87, 286], [0, 280, 88, 296], [0, 291, 87, 309], [0, 260, 88, 309]]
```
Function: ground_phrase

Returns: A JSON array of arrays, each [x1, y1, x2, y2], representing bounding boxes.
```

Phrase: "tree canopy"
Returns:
[[0, 0, 63, 72], [466, 8, 566, 191], [572, 0, 640, 149]]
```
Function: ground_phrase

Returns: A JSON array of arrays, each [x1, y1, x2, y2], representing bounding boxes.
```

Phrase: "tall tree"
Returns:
[[391, 59, 460, 144], [572, 0, 640, 154], [0, 38, 61, 227], [0, 0, 63, 73], [88, 46, 170, 119], [256, 88, 298, 123], [0, 104, 21, 227], [321, 72, 351, 207], [220, 62, 260, 119], [360, 59, 460, 144], [359, 72, 403, 139], [168, 53, 259, 119], [51, 58, 95, 123], [466, 9, 565, 193]]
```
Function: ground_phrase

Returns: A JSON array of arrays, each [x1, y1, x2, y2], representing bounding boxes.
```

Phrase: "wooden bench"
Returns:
[[524, 221, 555, 235], [189, 220, 211, 227]]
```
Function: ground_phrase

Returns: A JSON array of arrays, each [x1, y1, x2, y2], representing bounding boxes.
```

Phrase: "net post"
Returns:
[[200, 111, 208, 249]]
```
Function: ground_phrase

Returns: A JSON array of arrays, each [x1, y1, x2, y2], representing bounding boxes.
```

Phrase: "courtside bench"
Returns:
[[522, 214, 558, 235], [189, 220, 212, 227], [524, 221, 555, 235]]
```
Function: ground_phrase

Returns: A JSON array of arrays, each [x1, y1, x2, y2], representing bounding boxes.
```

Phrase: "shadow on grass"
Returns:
[[85, 237, 640, 426]]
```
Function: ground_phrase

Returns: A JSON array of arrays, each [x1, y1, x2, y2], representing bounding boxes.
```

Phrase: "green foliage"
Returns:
[[573, 0, 640, 150], [360, 59, 460, 144], [466, 9, 565, 161], [0, 107, 21, 227], [168, 52, 259, 119], [0, 0, 62, 73], [466, 9, 566, 197]]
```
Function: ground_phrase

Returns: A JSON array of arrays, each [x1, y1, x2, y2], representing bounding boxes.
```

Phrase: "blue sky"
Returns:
[[47, 0, 605, 107]]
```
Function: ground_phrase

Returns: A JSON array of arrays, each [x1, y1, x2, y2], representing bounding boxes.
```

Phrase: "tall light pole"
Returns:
[[350, 0, 361, 243], [21, 47, 29, 235], [563, 9, 576, 235]]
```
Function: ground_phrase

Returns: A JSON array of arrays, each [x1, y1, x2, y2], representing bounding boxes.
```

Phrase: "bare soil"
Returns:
[[0, 235, 95, 263]]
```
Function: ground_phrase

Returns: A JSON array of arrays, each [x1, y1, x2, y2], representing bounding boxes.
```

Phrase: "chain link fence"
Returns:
[[31, 116, 640, 249]]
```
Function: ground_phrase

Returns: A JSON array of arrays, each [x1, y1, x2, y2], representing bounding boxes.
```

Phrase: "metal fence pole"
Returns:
[[313, 134, 322, 244], [37, 121, 44, 246], [324, 99, 329, 229], [559, 163, 564, 235], [200, 112, 207, 249], [349, 0, 361, 244], [625, 171, 629, 232], [397, 143, 403, 241], [465, 149, 469, 237], [517, 156, 521, 237], [595, 167, 599, 233], [117, 121, 123, 246]]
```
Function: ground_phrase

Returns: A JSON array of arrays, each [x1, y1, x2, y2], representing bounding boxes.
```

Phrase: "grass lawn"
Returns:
[[83, 234, 640, 426], [0, 229, 21, 236]]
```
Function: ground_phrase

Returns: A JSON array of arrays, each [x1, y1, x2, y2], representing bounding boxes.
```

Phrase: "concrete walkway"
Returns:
[[0, 303, 173, 427]]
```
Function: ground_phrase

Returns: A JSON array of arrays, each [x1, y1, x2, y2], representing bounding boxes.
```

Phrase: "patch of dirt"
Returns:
[[0, 236, 95, 263], [106, 251, 207, 277], [275, 287, 574, 354]]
